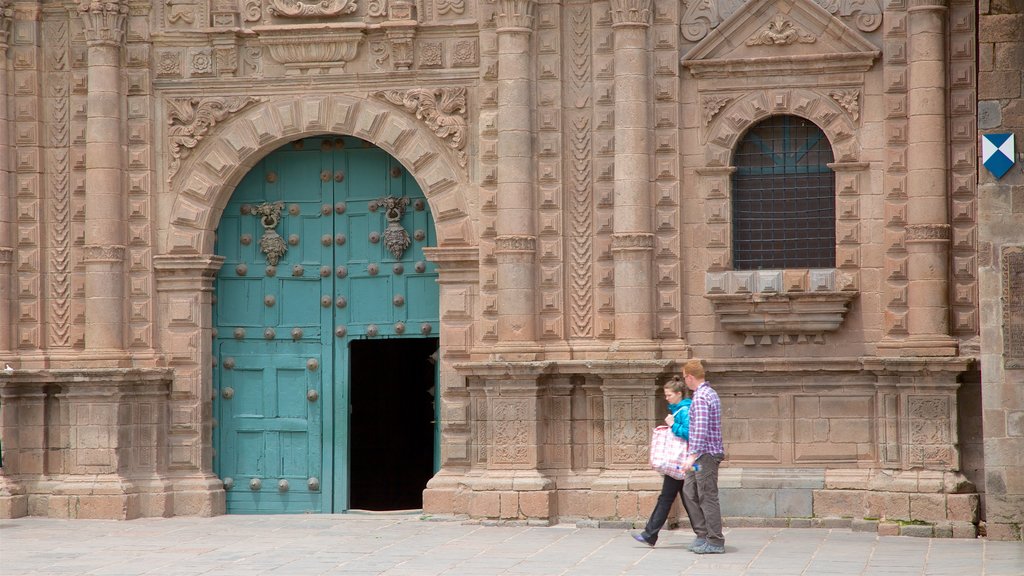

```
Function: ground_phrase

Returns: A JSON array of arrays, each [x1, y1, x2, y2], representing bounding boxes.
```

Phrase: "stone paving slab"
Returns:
[[0, 515, 1020, 576]]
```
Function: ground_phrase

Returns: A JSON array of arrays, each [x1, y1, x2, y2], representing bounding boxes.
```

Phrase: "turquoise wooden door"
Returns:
[[213, 136, 440, 514]]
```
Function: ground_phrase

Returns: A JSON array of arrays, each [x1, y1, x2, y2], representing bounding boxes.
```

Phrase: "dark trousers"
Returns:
[[682, 453, 724, 547], [640, 474, 684, 545]]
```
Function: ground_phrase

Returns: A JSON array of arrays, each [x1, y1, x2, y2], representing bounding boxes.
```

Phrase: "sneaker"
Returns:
[[693, 542, 725, 554], [687, 538, 707, 552], [631, 532, 655, 547]]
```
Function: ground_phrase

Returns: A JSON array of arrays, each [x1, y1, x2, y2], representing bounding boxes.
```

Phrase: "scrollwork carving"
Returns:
[[267, 0, 357, 18], [746, 14, 815, 46], [242, 0, 262, 21], [366, 0, 387, 17], [817, 0, 882, 32], [373, 88, 467, 168], [681, 0, 881, 43], [167, 96, 262, 182]]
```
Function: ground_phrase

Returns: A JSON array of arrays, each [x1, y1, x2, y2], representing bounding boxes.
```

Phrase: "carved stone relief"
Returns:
[[1003, 247, 1024, 369], [746, 14, 815, 46], [681, 0, 882, 43], [267, 0, 358, 18], [566, 4, 594, 339], [46, 21, 72, 348], [828, 89, 860, 121], [373, 88, 468, 169], [166, 96, 262, 182]]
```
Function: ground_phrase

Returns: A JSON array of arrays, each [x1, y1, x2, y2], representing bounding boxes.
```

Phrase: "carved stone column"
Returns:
[[494, 0, 538, 352], [77, 0, 128, 359], [610, 0, 654, 343], [0, 0, 13, 354], [879, 0, 956, 356]]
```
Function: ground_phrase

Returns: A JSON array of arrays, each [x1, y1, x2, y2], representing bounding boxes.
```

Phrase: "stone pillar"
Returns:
[[880, 0, 957, 356], [609, 0, 654, 342], [153, 254, 226, 516], [0, 1, 13, 354], [77, 0, 128, 358], [494, 0, 538, 351]]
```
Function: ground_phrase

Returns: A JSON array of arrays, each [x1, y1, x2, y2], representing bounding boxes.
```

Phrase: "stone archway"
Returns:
[[153, 93, 479, 516]]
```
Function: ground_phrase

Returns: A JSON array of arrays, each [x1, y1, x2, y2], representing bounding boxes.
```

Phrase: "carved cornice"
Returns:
[[609, 0, 651, 28], [905, 224, 951, 242], [166, 96, 262, 182], [76, 0, 128, 47], [746, 15, 815, 46], [495, 0, 535, 33], [610, 233, 654, 250], [373, 88, 468, 169], [0, 0, 12, 52], [82, 245, 126, 263], [494, 235, 537, 252], [267, 0, 357, 18]]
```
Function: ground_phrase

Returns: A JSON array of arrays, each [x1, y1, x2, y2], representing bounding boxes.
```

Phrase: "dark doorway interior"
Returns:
[[349, 337, 439, 511]]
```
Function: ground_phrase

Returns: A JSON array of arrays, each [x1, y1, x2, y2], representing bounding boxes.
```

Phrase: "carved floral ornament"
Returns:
[[373, 87, 468, 169], [681, 0, 882, 42], [166, 96, 262, 182]]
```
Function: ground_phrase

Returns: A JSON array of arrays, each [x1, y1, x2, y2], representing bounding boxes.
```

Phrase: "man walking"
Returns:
[[681, 359, 725, 554]]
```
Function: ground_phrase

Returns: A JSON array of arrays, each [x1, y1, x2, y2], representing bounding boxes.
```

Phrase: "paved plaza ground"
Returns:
[[0, 514, 1021, 576]]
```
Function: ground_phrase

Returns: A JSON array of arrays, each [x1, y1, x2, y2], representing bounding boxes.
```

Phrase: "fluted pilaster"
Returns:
[[495, 0, 537, 345], [77, 0, 128, 355], [611, 0, 653, 341]]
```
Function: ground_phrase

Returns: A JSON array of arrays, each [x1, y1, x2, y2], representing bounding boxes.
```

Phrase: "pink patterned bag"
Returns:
[[649, 423, 689, 480]]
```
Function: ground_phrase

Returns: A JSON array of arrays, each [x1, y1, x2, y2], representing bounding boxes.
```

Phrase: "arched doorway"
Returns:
[[212, 135, 440, 513]]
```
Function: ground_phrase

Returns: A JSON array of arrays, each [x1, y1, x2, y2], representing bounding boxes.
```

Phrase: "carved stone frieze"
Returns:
[[609, 0, 651, 27], [166, 96, 262, 182], [267, 0, 358, 18], [373, 88, 468, 168], [905, 224, 952, 241], [437, 0, 465, 16], [567, 4, 594, 339], [828, 89, 860, 121], [746, 15, 815, 46], [82, 245, 126, 262], [494, 236, 537, 252], [610, 233, 655, 250], [495, 0, 535, 32], [77, 0, 128, 46]]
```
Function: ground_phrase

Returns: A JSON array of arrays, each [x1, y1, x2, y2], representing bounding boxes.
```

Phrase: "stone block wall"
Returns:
[[978, 0, 1024, 542]]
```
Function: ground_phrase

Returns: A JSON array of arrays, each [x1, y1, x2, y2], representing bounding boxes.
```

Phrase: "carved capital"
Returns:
[[609, 0, 651, 28], [76, 0, 128, 47], [373, 88, 467, 169], [82, 245, 126, 263], [166, 96, 262, 182], [610, 233, 654, 251], [495, 0, 535, 33], [494, 235, 537, 252], [0, 0, 12, 52], [905, 224, 951, 242]]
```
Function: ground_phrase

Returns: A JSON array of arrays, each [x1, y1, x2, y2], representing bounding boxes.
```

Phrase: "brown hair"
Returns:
[[664, 375, 686, 394], [682, 359, 705, 381]]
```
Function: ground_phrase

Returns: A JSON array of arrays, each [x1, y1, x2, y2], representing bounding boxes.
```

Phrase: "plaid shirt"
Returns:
[[688, 381, 724, 457]]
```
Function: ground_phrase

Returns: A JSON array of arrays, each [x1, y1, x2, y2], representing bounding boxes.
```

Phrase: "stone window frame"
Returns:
[[697, 89, 866, 345]]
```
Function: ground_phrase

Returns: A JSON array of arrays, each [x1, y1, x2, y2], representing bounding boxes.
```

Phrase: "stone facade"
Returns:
[[0, 0, 1018, 539]]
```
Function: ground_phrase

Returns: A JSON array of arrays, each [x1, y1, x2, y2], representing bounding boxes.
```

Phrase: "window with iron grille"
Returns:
[[731, 115, 836, 270]]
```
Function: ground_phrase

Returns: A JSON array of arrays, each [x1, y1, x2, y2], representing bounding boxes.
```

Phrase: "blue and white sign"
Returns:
[[982, 133, 1015, 179]]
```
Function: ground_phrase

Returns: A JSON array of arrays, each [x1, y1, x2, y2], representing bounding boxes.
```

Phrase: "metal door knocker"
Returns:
[[253, 201, 287, 265], [375, 195, 411, 259]]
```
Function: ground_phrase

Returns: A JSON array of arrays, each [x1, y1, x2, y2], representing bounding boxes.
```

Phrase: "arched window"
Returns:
[[731, 115, 835, 270]]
